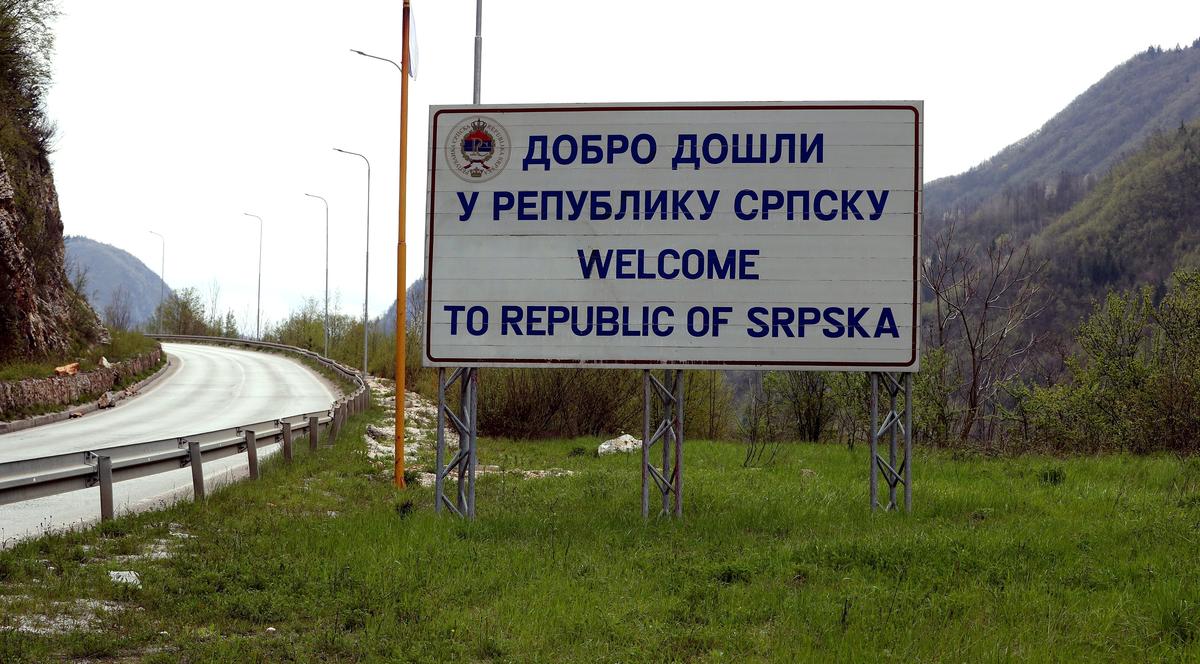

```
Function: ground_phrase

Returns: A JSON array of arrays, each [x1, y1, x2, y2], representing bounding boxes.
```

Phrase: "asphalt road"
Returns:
[[0, 342, 339, 545]]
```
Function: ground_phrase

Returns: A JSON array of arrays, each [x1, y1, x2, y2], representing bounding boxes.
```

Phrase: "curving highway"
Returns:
[[0, 342, 340, 545]]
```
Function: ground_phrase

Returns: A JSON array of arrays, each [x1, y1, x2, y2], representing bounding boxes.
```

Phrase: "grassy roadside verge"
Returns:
[[2, 402, 1200, 661], [0, 331, 160, 382]]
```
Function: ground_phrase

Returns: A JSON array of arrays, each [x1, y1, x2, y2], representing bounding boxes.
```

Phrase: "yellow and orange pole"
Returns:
[[394, 0, 411, 488]]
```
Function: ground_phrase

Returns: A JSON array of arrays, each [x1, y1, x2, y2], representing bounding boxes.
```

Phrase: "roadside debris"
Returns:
[[598, 433, 642, 455], [108, 570, 141, 588], [53, 362, 79, 376], [112, 540, 172, 563]]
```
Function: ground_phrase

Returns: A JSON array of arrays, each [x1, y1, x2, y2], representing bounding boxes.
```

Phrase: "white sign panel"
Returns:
[[424, 102, 922, 371]]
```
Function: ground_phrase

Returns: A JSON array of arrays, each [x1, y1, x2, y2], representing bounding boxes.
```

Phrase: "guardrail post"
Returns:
[[245, 429, 259, 479], [97, 456, 114, 521], [188, 440, 205, 500], [326, 406, 340, 446], [309, 416, 319, 452], [282, 421, 293, 463]]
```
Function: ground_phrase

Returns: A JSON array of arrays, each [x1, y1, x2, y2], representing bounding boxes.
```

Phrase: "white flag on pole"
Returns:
[[407, 6, 419, 79]]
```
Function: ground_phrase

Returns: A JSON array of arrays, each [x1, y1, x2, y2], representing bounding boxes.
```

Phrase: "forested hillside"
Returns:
[[1034, 121, 1200, 329], [65, 236, 168, 328]]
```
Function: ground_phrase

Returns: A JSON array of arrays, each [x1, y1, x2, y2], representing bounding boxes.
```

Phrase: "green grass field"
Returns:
[[2, 403, 1199, 661]]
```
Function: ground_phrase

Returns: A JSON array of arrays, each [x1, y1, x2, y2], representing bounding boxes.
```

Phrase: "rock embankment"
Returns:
[[0, 348, 162, 420]]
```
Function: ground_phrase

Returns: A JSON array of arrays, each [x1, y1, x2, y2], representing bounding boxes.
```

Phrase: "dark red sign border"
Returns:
[[424, 103, 921, 369]]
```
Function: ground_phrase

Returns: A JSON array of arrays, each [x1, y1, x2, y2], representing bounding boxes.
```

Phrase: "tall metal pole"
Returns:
[[303, 193, 330, 358], [349, 38, 410, 488], [148, 230, 165, 334], [333, 148, 371, 381], [473, 0, 482, 104], [242, 213, 263, 339], [399, 1, 412, 487]]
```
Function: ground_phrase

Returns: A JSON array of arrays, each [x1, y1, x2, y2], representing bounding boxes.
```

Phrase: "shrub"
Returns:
[[1026, 271, 1200, 454]]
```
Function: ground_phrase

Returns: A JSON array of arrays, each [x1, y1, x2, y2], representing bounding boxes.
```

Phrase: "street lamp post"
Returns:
[[303, 193, 331, 358], [148, 230, 165, 334], [333, 148, 371, 381], [350, 46, 406, 487], [242, 212, 263, 339], [474, 0, 482, 104]]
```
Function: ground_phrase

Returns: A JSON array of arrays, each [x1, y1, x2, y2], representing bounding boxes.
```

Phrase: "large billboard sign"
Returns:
[[424, 102, 922, 371]]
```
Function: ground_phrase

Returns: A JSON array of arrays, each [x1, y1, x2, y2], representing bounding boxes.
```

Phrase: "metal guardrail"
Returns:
[[0, 336, 369, 520]]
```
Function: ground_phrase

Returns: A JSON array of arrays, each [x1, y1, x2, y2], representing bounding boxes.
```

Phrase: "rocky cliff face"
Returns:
[[0, 0, 105, 363], [0, 151, 105, 362]]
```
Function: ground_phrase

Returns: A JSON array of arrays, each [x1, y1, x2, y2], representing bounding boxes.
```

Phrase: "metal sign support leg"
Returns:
[[869, 372, 912, 512], [435, 367, 478, 518], [642, 369, 684, 518]]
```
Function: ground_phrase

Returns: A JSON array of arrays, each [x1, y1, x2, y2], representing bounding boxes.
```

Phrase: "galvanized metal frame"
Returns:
[[642, 369, 684, 518], [435, 367, 478, 518], [869, 372, 912, 512]]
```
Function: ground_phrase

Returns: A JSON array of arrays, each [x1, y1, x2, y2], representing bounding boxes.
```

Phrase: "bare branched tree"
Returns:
[[742, 372, 784, 467], [771, 371, 831, 442], [924, 223, 1047, 444], [406, 275, 426, 333], [103, 284, 132, 331], [206, 280, 221, 331]]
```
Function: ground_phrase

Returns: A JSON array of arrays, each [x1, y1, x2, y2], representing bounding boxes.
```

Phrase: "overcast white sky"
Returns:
[[44, 0, 1200, 331]]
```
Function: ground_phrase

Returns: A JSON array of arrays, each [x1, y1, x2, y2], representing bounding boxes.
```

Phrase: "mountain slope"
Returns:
[[65, 236, 169, 327], [376, 276, 425, 333], [1034, 121, 1200, 327], [928, 41, 1200, 223]]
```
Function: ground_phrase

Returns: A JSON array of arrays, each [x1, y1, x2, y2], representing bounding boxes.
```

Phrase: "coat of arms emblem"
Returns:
[[446, 116, 510, 182]]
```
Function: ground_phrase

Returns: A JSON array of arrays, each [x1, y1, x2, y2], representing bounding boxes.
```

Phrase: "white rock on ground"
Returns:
[[108, 571, 141, 588], [112, 539, 172, 563], [598, 433, 642, 455]]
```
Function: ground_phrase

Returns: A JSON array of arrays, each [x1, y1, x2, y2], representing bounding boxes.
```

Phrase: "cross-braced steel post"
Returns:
[[869, 372, 912, 511], [642, 369, 684, 518], [436, 367, 478, 518]]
